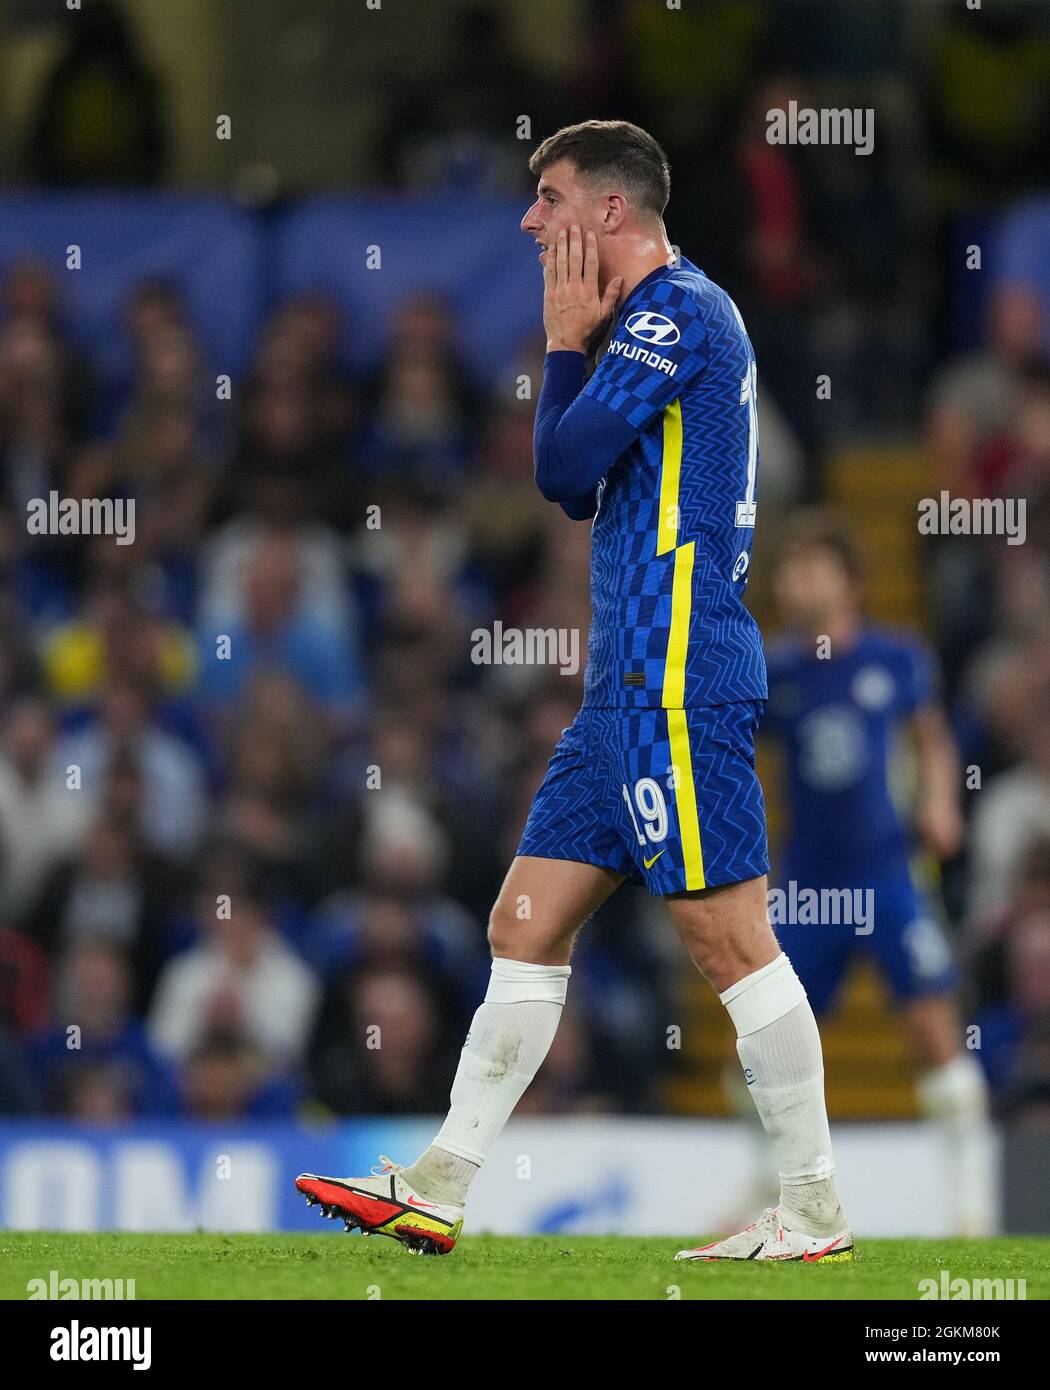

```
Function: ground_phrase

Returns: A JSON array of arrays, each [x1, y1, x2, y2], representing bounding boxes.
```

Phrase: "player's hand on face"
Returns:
[[543, 225, 623, 355]]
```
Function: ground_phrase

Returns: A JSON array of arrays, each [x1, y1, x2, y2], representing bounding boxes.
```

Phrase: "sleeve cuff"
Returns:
[[543, 350, 587, 394]]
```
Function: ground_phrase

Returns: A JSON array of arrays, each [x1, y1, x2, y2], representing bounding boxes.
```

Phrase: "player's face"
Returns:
[[775, 548, 856, 629], [521, 159, 604, 272]]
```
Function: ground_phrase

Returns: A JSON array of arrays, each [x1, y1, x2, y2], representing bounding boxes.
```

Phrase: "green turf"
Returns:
[[1, 1233, 1047, 1300]]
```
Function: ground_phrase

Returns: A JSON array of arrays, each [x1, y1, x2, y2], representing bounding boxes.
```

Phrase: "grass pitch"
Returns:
[[1, 1233, 1048, 1300]]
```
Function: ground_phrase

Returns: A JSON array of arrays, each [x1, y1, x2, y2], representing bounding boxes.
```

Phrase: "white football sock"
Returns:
[[722, 954, 846, 1237], [917, 1051, 997, 1235], [402, 957, 571, 1206], [399, 1147, 479, 1207]]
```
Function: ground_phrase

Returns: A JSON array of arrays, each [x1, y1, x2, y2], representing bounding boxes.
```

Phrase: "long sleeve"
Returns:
[[533, 350, 638, 509]]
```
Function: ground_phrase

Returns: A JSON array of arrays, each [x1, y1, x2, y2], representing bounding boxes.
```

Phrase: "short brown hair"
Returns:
[[528, 120, 670, 218], [771, 507, 866, 584]]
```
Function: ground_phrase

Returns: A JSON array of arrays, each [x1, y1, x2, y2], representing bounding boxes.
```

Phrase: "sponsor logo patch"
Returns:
[[626, 311, 681, 345], [606, 338, 678, 377]]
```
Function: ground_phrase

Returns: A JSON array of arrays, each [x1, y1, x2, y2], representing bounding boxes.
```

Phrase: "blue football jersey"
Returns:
[[763, 626, 937, 880], [580, 255, 767, 710]]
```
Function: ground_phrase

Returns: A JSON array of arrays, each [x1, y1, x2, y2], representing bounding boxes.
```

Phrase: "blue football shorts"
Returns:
[[517, 701, 769, 895]]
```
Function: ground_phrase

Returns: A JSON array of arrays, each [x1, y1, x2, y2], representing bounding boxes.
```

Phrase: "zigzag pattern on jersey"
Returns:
[[587, 278, 711, 422], [582, 259, 767, 711]]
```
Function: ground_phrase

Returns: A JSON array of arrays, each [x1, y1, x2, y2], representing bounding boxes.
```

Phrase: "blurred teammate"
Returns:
[[752, 510, 994, 1234], [297, 121, 853, 1261]]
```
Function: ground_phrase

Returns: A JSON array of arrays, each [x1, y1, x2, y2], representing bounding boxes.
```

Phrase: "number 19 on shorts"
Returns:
[[622, 778, 669, 845]]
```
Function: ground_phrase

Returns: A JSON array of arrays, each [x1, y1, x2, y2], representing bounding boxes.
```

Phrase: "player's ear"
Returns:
[[603, 194, 626, 231]]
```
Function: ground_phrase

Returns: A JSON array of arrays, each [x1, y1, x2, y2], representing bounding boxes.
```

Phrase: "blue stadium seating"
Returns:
[[271, 195, 541, 385], [0, 194, 266, 383], [0, 193, 543, 390]]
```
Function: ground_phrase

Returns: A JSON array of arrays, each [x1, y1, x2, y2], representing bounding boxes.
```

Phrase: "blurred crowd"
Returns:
[[0, 0, 1049, 1127], [0, 260, 679, 1122], [923, 199, 1050, 1124]]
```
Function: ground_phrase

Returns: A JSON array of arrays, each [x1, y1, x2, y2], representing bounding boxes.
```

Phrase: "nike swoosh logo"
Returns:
[[643, 850, 665, 869], [406, 1195, 438, 1209], [803, 1236, 845, 1262]]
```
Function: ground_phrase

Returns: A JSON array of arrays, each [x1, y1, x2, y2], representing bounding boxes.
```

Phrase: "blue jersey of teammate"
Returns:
[[763, 626, 937, 883], [579, 256, 766, 710]]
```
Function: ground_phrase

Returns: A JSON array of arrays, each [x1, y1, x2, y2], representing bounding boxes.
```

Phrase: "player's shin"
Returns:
[[400, 958, 571, 1206], [721, 953, 847, 1237]]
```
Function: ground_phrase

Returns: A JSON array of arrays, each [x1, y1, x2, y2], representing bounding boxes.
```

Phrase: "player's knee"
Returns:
[[687, 936, 743, 990], [486, 899, 523, 957], [486, 898, 569, 963]]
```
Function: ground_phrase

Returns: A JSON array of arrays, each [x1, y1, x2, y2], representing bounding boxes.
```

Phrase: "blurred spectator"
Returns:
[[375, 6, 562, 194], [179, 1034, 300, 1121], [27, 809, 177, 1012], [968, 694, 1050, 924], [317, 712, 500, 923], [0, 697, 95, 922], [22, 0, 168, 187], [201, 478, 355, 637], [55, 680, 208, 860], [212, 682, 326, 906], [252, 293, 358, 442], [312, 883, 483, 1013], [925, 349, 1050, 697], [356, 293, 483, 489], [0, 927, 50, 1038], [147, 887, 318, 1071], [972, 902, 1050, 1119], [0, 259, 97, 460], [41, 573, 198, 705], [196, 531, 364, 722], [925, 298, 1046, 507], [0, 318, 75, 531], [28, 939, 177, 1118], [125, 278, 186, 352], [217, 297, 355, 532], [458, 403, 551, 611], [308, 962, 459, 1115]]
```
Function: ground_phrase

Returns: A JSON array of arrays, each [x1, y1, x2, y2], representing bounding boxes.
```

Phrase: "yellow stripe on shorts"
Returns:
[[656, 400, 682, 556], [667, 707, 705, 890]]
